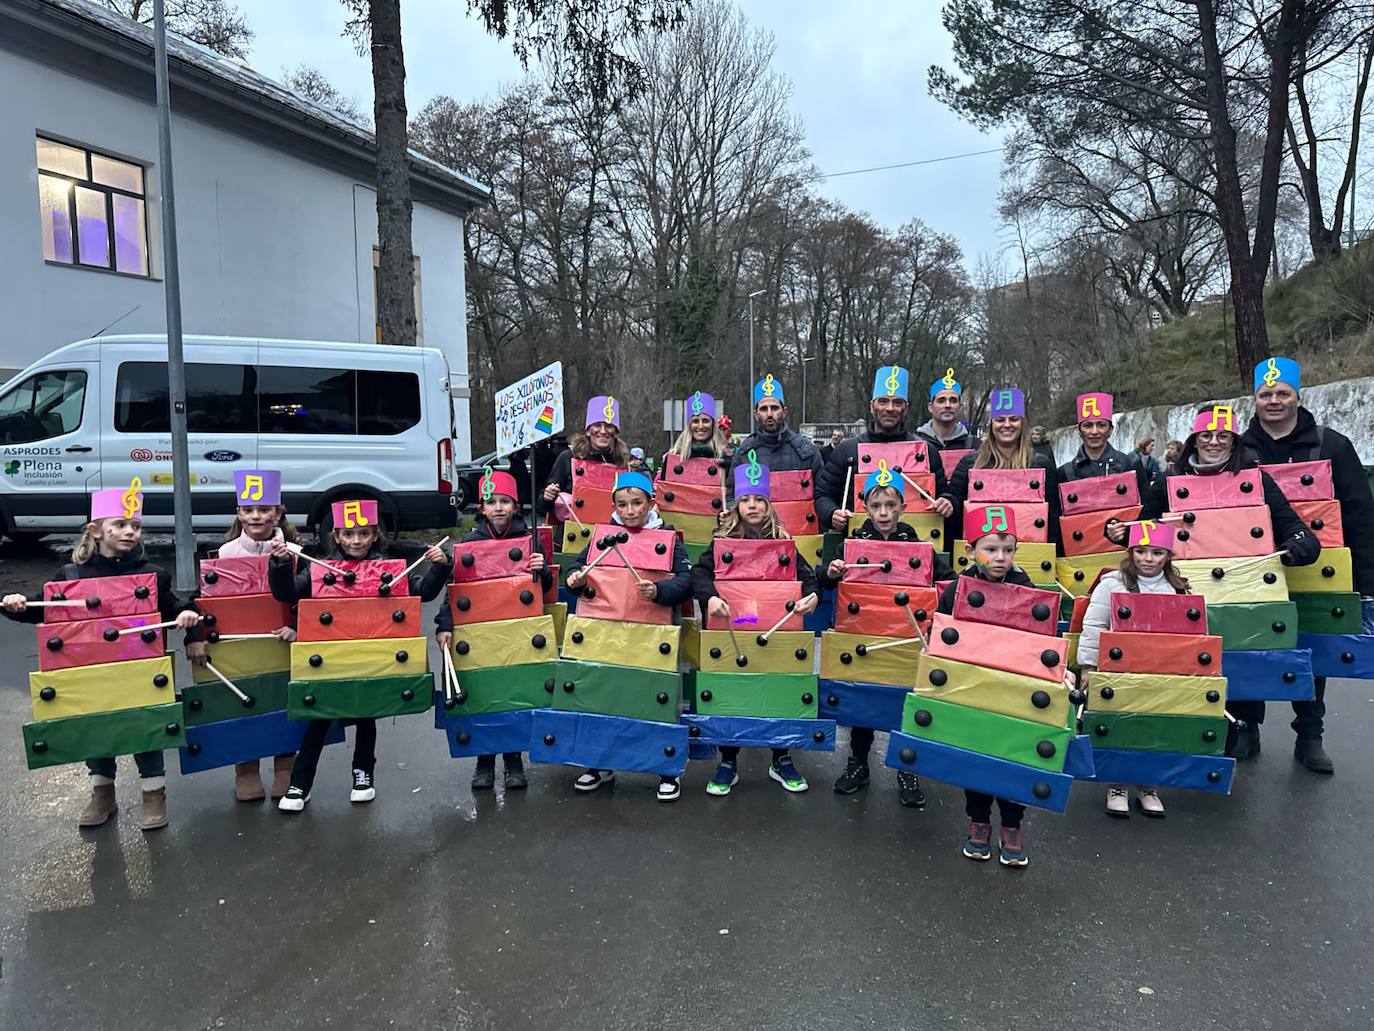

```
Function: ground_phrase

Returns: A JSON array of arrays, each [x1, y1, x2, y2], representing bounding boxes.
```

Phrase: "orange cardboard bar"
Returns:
[[773, 498, 822, 535], [769, 469, 817, 503], [833, 583, 938, 638], [658, 480, 725, 517], [198, 594, 294, 637], [571, 461, 622, 491], [570, 485, 615, 524], [714, 539, 797, 582], [1058, 472, 1139, 515], [1060, 507, 1138, 557], [299, 595, 425, 641], [309, 559, 409, 598], [951, 576, 1059, 636], [842, 540, 935, 587], [1165, 469, 1261, 512], [574, 567, 675, 625], [1259, 460, 1332, 501], [659, 455, 724, 485], [926, 613, 1066, 683], [966, 468, 1048, 503], [708, 581, 803, 632], [1292, 499, 1344, 548], [1171, 506, 1274, 559], [1097, 630, 1222, 675], [35, 615, 164, 672]]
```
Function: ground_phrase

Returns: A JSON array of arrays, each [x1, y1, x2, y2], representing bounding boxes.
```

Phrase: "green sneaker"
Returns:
[[706, 761, 739, 796], [768, 754, 809, 793]]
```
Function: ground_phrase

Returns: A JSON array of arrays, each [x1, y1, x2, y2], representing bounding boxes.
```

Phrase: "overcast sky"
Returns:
[[233, 0, 1009, 267]]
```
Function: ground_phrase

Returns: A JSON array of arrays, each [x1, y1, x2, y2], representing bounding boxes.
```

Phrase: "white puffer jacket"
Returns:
[[216, 528, 284, 559], [1078, 569, 1180, 668]]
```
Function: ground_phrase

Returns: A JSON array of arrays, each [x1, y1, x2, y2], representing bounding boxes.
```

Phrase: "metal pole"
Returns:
[[801, 354, 808, 426], [154, 0, 195, 592], [747, 293, 755, 425]]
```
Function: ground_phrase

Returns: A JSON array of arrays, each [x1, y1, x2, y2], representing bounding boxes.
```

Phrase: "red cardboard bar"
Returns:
[[856, 440, 930, 477], [1259, 460, 1333, 502], [966, 468, 1049, 503], [769, 469, 817, 503], [453, 538, 539, 583], [1068, 595, 1090, 632], [569, 484, 615, 525], [1097, 630, 1223, 675], [309, 559, 410, 598], [587, 525, 679, 572], [851, 470, 937, 512], [544, 563, 561, 604], [571, 461, 622, 491], [198, 594, 294, 637], [658, 481, 725, 517], [1108, 592, 1208, 633], [575, 566, 675, 624], [36, 615, 164, 671], [1165, 469, 1262, 512], [833, 583, 938, 638], [1059, 472, 1140, 515], [659, 455, 725, 485], [1292, 499, 1344, 548], [199, 556, 271, 597], [951, 576, 1059, 636], [773, 499, 821, 536], [42, 572, 159, 623], [939, 448, 973, 480], [843, 540, 936, 587], [1171, 506, 1274, 559], [713, 539, 798, 582], [1004, 502, 1051, 543], [298, 595, 425, 641], [707, 581, 803, 631], [1061, 507, 1139, 557], [926, 613, 1067, 683]]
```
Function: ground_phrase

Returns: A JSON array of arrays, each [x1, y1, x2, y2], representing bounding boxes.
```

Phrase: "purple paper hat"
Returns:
[[686, 390, 717, 420], [91, 477, 143, 521], [233, 469, 282, 507], [586, 395, 621, 429], [733, 450, 771, 500], [989, 387, 1025, 418]]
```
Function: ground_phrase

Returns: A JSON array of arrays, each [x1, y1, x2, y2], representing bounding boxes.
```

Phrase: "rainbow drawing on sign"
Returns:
[[534, 405, 556, 435]]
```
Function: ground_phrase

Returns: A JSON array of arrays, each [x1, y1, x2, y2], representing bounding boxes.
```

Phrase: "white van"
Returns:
[[0, 335, 459, 539]]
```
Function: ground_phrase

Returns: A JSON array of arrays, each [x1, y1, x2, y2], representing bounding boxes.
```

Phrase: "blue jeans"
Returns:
[[86, 751, 165, 780]]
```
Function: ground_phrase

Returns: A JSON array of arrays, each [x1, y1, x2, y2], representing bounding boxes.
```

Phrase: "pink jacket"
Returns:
[[216, 529, 283, 559]]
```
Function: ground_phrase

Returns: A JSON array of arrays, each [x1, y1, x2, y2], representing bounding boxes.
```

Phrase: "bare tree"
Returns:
[[284, 64, 372, 127], [102, 0, 251, 57]]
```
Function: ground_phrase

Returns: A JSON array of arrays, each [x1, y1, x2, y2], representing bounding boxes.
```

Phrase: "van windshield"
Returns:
[[0, 369, 86, 444]]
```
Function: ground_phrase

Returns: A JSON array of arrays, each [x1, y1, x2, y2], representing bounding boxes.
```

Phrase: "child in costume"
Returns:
[[1077, 521, 1190, 817], [3, 479, 201, 830], [435, 468, 552, 791], [562, 471, 693, 800], [269, 499, 450, 810], [690, 460, 821, 795]]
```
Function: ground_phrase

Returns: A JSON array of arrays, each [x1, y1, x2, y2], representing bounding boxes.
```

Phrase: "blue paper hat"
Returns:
[[733, 450, 771, 500], [612, 470, 655, 498], [989, 387, 1025, 418], [929, 367, 962, 400], [753, 374, 785, 406], [1254, 357, 1301, 394], [686, 390, 717, 420], [862, 467, 901, 498], [872, 365, 910, 401], [233, 469, 282, 507]]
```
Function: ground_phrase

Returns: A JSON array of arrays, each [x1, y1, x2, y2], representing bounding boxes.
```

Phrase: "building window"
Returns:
[[36, 136, 150, 277], [372, 248, 423, 345]]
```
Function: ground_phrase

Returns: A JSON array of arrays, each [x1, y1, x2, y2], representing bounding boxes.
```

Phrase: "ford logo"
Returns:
[[203, 450, 242, 462]]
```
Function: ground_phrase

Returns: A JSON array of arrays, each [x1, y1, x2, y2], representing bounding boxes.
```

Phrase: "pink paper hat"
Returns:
[[1076, 392, 1113, 423], [233, 469, 282, 507], [91, 477, 143, 521], [1128, 520, 1176, 551], [1191, 405, 1236, 434], [331, 498, 379, 530]]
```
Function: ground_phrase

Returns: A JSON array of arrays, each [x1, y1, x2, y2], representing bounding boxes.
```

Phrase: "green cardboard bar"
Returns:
[[900, 693, 1070, 773], [23, 703, 186, 771], [287, 674, 434, 720], [181, 671, 290, 726], [1292, 592, 1363, 636], [693, 671, 819, 720], [1206, 602, 1299, 651], [552, 659, 682, 724], [1082, 710, 1227, 756], [444, 662, 559, 716], [684, 541, 710, 564]]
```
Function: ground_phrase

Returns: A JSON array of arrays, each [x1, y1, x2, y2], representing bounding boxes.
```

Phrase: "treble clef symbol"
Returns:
[[942, 367, 955, 390], [761, 374, 776, 397], [745, 449, 762, 486], [690, 391, 703, 416], [874, 459, 893, 487], [1262, 359, 1281, 388], [479, 465, 495, 501], [884, 366, 901, 396], [120, 477, 142, 519], [603, 396, 616, 423]]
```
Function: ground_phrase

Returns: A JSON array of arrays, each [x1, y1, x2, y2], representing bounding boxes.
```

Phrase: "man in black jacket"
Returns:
[[730, 373, 824, 484], [1056, 391, 1151, 497], [1241, 357, 1374, 775], [916, 368, 981, 454], [816, 365, 955, 531]]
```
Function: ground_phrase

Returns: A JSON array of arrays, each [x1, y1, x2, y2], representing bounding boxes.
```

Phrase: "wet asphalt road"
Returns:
[[0, 538, 1372, 1030]]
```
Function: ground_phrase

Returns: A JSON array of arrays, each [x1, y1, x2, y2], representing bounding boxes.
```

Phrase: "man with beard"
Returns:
[[729, 374, 823, 484], [1056, 392, 1150, 494], [916, 368, 981, 454], [1241, 357, 1374, 776]]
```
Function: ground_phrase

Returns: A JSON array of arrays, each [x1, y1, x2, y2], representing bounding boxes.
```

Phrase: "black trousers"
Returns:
[[849, 726, 875, 758], [964, 790, 1025, 829], [719, 747, 788, 763], [1227, 676, 1328, 738], [291, 719, 377, 794]]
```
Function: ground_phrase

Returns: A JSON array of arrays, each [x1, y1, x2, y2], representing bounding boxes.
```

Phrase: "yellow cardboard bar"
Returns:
[[681, 618, 702, 667], [451, 614, 558, 672], [30, 655, 175, 719], [793, 533, 826, 565], [1283, 548, 1353, 594], [1087, 670, 1227, 716], [915, 653, 1070, 728], [664, 510, 721, 543], [1056, 552, 1126, 596], [1063, 631, 1081, 671], [818, 629, 923, 687], [1174, 556, 1289, 604], [545, 601, 568, 648], [954, 540, 1058, 584], [192, 636, 290, 684], [291, 636, 428, 681], [848, 512, 945, 543], [696, 629, 814, 674], [561, 614, 681, 673]]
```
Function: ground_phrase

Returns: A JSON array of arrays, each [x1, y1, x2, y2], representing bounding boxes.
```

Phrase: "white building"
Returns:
[[0, 0, 490, 458]]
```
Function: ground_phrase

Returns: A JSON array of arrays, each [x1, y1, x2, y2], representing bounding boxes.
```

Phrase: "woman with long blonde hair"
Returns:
[[666, 390, 728, 464]]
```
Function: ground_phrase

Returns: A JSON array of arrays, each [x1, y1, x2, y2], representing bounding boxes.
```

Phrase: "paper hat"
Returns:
[[963, 503, 1018, 544], [612, 470, 655, 498], [929, 367, 962, 399], [686, 390, 717, 420], [478, 467, 519, 502], [733, 450, 771, 499], [1128, 519, 1176, 551], [233, 469, 282, 507], [331, 498, 379, 530], [872, 364, 911, 401], [630, 447, 645, 459], [1191, 405, 1236, 434], [1254, 356, 1300, 393], [91, 477, 143, 521], [1076, 392, 1113, 423], [753, 374, 785, 406], [988, 387, 1025, 418], [862, 465, 901, 498], [586, 395, 621, 429]]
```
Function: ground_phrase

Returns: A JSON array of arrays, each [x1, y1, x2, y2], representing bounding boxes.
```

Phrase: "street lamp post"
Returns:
[[747, 289, 764, 423]]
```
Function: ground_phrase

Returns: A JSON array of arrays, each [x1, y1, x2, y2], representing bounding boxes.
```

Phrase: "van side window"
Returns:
[[114, 362, 256, 433], [0, 370, 86, 444], [358, 370, 420, 435], [258, 367, 420, 436]]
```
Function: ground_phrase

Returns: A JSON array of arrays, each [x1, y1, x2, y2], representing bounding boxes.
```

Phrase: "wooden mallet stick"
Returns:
[[283, 542, 350, 577], [601, 532, 650, 585], [443, 643, 466, 705], [203, 661, 249, 702], [209, 633, 280, 641], [854, 636, 922, 654], [116, 618, 184, 636], [902, 604, 929, 647], [839, 467, 852, 518], [1226, 550, 1287, 573], [397, 536, 452, 581], [757, 608, 796, 644], [900, 472, 939, 508], [26, 598, 99, 608]]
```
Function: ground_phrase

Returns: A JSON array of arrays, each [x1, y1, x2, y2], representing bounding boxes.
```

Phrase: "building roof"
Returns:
[[1, 0, 492, 216]]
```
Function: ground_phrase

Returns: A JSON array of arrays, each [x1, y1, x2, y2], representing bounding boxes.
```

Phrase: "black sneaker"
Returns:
[[350, 768, 376, 803], [833, 756, 870, 794], [277, 787, 308, 813], [471, 755, 496, 791], [503, 754, 528, 790], [896, 771, 925, 809]]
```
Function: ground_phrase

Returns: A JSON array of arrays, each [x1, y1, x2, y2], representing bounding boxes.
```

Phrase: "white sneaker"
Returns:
[[350, 769, 376, 804], [574, 769, 614, 792], [278, 787, 309, 812], [1135, 787, 1166, 818], [1105, 785, 1129, 818], [657, 776, 681, 802]]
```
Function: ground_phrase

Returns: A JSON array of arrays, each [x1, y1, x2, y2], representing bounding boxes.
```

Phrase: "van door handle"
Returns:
[[65, 445, 93, 453]]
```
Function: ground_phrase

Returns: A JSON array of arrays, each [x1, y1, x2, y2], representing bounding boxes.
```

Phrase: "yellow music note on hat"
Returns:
[[1262, 359, 1281, 388], [241, 474, 263, 501], [1206, 405, 1233, 431], [342, 500, 367, 528], [1138, 520, 1154, 546], [602, 396, 616, 423], [884, 366, 901, 396], [761, 374, 777, 397]]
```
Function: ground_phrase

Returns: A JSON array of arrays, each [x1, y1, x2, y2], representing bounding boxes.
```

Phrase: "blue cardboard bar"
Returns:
[[528, 710, 688, 776], [884, 732, 1075, 813], [1297, 633, 1374, 679], [1086, 748, 1235, 794], [1063, 734, 1097, 779], [689, 740, 719, 761], [817, 679, 911, 731], [179, 711, 344, 775], [444, 709, 534, 758], [681, 715, 836, 751], [1222, 648, 1315, 701]]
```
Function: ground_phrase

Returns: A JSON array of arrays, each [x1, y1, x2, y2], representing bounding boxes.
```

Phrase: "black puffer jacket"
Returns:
[[729, 425, 823, 481], [268, 542, 451, 604], [815, 422, 950, 528]]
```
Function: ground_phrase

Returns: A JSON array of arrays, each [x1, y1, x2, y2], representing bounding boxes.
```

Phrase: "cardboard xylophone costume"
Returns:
[[555, 395, 628, 558], [1055, 393, 1134, 600]]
